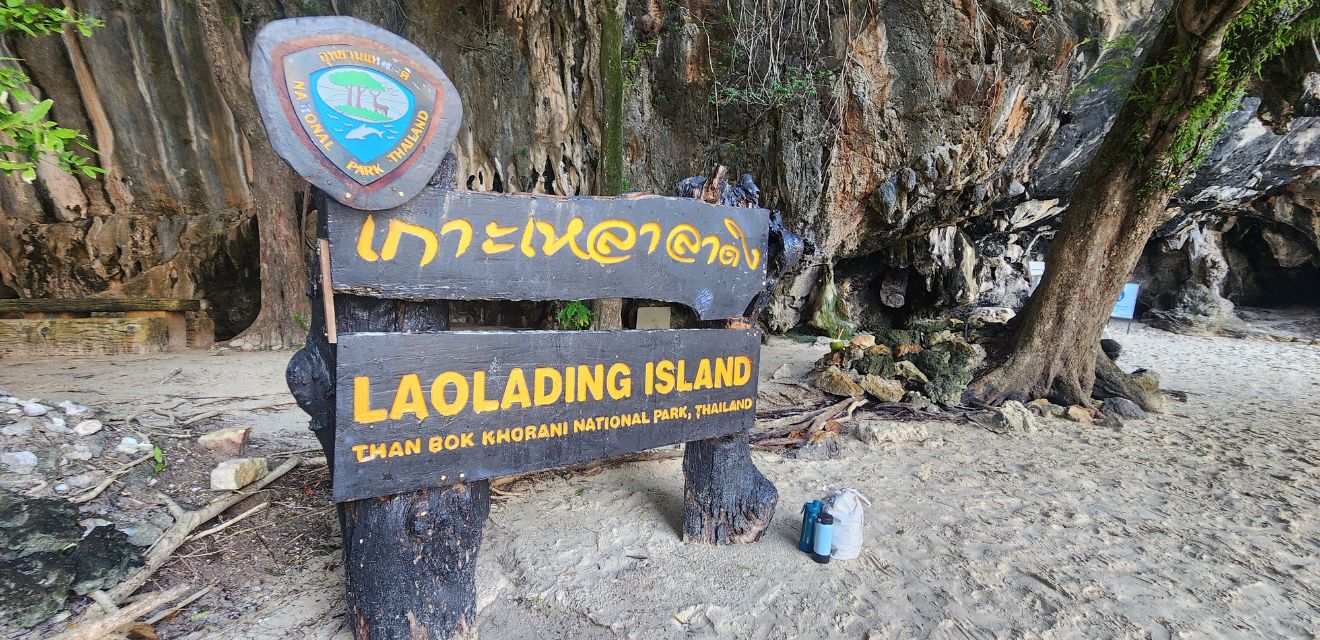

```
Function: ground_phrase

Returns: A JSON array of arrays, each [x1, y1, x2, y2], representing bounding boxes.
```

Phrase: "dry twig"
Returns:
[[49, 585, 191, 640], [70, 452, 154, 504]]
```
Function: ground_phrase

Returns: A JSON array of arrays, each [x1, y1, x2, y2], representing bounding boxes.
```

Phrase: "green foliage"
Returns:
[[0, 1, 104, 180], [151, 445, 166, 473], [1125, 0, 1320, 197], [329, 69, 383, 91], [711, 67, 834, 110], [556, 301, 596, 330], [292, 312, 310, 330], [622, 38, 658, 93], [1067, 34, 1138, 100], [1027, 0, 1051, 14]]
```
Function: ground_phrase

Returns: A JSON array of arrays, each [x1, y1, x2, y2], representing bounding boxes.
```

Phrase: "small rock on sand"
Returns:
[[198, 426, 253, 458], [994, 400, 1037, 433], [770, 363, 793, 380], [211, 457, 269, 491], [849, 334, 876, 348], [891, 360, 929, 384], [73, 419, 103, 436], [1103, 397, 1147, 420], [2, 450, 38, 474], [58, 401, 89, 416], [855, 420, 929, 449], [116, 437, 153, 455], [859, 375, 905, 402], [812, 366, 864, 397], [1065, 405, 1094, 423], [21, 402, 49, 417], [968, 307, 1015, 324]]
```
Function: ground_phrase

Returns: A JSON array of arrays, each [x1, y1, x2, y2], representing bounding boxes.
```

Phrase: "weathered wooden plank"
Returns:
[[0, 298, 201, 314], [326, 190, 770, 320], [332, 328, 761, 502], [0, 318, 168, 358]]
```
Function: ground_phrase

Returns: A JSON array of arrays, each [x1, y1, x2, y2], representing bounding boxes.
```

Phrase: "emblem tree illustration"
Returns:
[[328, 69, 389, 121]]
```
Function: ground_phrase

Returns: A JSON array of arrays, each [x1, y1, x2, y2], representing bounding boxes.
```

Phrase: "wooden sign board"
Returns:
[[251, 17, 462, 210], [333, 328, 761, 502], [326, 190, 770, 320]]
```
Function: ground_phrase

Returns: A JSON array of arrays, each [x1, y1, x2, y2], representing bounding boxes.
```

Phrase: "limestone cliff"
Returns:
[[0, 0, 1314, 339]]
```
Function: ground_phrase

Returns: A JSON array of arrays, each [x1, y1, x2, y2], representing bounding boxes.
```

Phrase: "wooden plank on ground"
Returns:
[[0, 297, 201, 314], [0, 318, 168, 357]]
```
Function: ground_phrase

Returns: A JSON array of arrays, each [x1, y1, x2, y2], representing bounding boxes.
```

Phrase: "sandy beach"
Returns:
[[4, 321, 1318, 638]]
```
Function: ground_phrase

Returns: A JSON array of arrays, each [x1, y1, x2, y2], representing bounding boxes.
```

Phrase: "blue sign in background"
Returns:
[[1112, 283, 1140, 319], [310, 66, 414, 163]]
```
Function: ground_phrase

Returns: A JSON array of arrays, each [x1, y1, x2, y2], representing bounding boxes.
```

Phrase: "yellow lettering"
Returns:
[[389, 374, 430, 421], [356, 214, 379, 261], [404, 438, 421, 455], [536, 218, 591, 260], [639, 222, 662, 253], [715, 356, 736, 388], [381, 218, 439, 266], [607, 363, 631, 400], [576, 364, 605, 402], [481, 221, 518, 254], [734, 356, 753, 386], [666, 224, 702, 263], [693, 358, 712, 390], [430, 372, 469, 417], [352, 444, 370, 462], [353, 377, 387, 424], [472, 372, 499, 413], [585, 220, 637, 265], [534, 367, 563, 406], [440, 219, 473, 257], [501, 368, 532, 409]]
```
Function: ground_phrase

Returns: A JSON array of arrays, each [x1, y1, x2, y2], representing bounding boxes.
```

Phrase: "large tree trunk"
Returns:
[[196, 0, 310, 349], [286, 156, 490, 639], [967, 0, 1288, 407]]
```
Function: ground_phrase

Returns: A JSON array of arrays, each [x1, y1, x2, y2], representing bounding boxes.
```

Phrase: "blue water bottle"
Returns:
[[811, 512, 834, 564], [798, 500, 822, 552]]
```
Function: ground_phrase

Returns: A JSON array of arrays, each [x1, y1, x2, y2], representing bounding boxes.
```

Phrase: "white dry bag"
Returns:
[[825, 488, 870, 560]]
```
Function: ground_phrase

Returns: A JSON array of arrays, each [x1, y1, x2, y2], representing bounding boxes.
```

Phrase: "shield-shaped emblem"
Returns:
[[250, 17, 462, 210]]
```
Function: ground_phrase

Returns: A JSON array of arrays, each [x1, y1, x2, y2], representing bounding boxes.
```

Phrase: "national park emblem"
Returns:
[[250, 17, 463, 210]]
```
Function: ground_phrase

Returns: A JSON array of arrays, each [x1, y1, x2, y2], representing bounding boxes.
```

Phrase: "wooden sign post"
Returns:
[[255, 16, 801, 639]]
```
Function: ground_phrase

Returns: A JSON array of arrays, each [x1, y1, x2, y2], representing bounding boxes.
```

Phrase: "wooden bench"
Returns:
[[0, 297, 212, 356]]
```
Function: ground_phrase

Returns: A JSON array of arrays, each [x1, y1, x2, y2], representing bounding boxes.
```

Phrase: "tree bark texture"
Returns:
[[197, 0, 310, 349], [966, 0, 1259, 408], [286, 155, 490, 639]]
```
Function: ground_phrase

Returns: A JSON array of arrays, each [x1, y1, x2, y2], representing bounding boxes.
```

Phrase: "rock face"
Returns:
[[1, 0, 1315, 337]]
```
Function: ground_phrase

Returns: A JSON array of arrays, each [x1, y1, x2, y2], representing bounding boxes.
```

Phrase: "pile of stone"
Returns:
[[809, 318, 987, 409], [0, 387, 270, 631]]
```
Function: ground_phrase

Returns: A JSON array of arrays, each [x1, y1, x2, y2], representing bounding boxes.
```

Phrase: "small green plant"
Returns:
[[292, 311, 310, 330], [1027, 0, 1050, 14], [556, 301, 596, 330], [1067, 34, 1139, 100], [151, 445, 166, 473], [622, 38, 658, 92], [711, 68, 834, 110]]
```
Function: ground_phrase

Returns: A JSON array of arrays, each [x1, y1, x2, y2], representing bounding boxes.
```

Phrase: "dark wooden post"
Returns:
[[678, 166, 801, 544], [287, 155, 490, 639]]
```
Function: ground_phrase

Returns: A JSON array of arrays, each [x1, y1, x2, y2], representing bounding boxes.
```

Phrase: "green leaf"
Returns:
[[151, 445, 166, 473], [23, 99, 51, 122]]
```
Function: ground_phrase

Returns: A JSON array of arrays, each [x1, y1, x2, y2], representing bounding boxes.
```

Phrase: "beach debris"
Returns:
[[811, 366, 865, 397], [197, 427, 253, 459], [21, 402, 49, 417], [994, 400, 1037, 433], [1064, 405, 1094, 423], [2, 420, 33, 436], [854, 420, 929, 449], [46, 417, 74, 435], [115, 438, 153, 455], [859, 375, 905, 402], [1, 450, 38, 474], [210, 457, 269, 491], [968, 306, 1015, 324], [58, 401, 89, 417], [1102, 397, 1147, 420], [849, 334, 876, 348], [73, 420, 103, 436]]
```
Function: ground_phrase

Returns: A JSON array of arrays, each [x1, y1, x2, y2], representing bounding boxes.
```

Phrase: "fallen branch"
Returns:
[[145, 584, 214, 625], [185, 501, 269, 542], [181, 410, 220, 426], [752, 398, 863, 442], [49, 585, 191, 640], [93, 456, 304, 610], [70, 452, 154, 504]]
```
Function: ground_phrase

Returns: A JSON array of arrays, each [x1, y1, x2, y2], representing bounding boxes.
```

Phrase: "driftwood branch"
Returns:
[[70, 452, 154, 504], [50, 585, 191, 640]]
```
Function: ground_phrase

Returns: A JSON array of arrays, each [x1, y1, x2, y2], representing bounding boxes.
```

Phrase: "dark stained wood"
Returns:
[[286, 156, 488, 640], [333, 328, 762, 502], [325, 190, 771, 320], [0, 298, 201, 313]]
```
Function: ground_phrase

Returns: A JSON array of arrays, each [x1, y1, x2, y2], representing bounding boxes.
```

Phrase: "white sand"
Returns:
[[4, 323, 1317, 638]]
